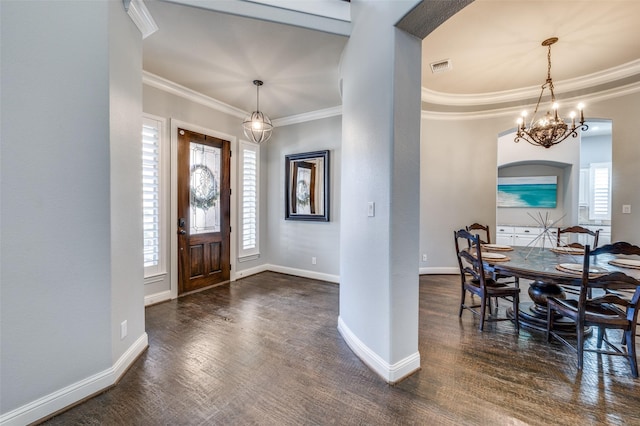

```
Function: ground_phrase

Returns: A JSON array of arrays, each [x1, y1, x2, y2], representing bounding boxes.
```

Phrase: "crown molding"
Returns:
[[272, 106, 342, 127], [422, 80, 640, 121], [123, 0, 158, 39], [143, 71, 248, 119], [422, 59, 640, 107], [143, 71, 343, 126]]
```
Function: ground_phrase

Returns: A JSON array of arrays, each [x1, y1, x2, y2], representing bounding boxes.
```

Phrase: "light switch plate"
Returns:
[[367, 202, 375, 217], [623, 204, 631, 214]]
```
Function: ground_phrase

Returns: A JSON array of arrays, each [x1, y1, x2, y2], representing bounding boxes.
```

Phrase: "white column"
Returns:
[[338, 0, 422, 382]]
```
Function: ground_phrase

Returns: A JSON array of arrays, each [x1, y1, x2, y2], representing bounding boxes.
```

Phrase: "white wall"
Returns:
[[0, 1, 146, 423], [264, 116, 342, 281]]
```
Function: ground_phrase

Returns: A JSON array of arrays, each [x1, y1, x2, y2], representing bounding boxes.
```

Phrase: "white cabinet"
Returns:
[[496, 226, 514, 245], [497, 225, 561, 247]]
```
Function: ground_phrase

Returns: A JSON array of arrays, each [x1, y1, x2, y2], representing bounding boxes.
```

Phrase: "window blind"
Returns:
[[239, 141, 259, 257], [589, 162, 611, 220], [142, 118, 161, 270]]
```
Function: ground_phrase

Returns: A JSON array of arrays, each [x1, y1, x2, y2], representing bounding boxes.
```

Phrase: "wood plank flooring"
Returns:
[[41, 272, 640, 425]]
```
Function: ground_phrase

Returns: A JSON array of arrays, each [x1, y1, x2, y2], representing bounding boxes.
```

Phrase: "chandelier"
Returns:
[[515, 37, 587, 149], [242, 80, 273, 144]]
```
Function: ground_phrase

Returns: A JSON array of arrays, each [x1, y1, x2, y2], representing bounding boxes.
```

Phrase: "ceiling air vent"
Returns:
[[430, 59, 451, 74]]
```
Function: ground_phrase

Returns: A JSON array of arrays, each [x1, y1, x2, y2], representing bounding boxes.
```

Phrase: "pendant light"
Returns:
[[242, 80, 273, 144]]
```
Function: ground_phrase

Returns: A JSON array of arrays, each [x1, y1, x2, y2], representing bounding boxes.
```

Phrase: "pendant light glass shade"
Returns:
[[242, 80, 273, 144]]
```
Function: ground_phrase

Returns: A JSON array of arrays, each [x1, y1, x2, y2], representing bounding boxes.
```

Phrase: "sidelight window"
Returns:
[[239, 140, 260, 259], [142, 115, 166, 276]]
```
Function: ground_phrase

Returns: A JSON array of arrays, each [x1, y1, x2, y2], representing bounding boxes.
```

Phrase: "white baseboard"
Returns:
[[419, 266, 458, 275], [236, 263, 340, 283], [0, 333, 148, 426], [337, 317, 420, 384], [234, 263, 270, 280], [144, 290, 172, 306]]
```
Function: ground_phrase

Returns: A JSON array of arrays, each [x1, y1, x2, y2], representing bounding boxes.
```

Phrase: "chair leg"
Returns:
[[596, 327, 605, 349], [513, 295, 520, 333], [577, 322, 585, 371], [459, 287, 466, 317], [546, 304, 553, 342], [626, 330, 638, 378], [479, 295, 487, 331]]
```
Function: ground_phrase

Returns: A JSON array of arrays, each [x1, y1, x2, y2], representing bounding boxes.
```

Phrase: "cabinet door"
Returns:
[[496, 234, 514, 245], [514, 234, 538, 247]]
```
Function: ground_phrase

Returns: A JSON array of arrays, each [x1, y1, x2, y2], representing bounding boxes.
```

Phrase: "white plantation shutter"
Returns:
[[239, 141, 259, 258], [142, 116, 165, 275], [589, 162, 611, 221]]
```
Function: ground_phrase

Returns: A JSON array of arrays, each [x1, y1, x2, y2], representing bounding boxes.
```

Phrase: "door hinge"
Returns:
[[230, 263, 233, 270], [230, 188, 232, 196], [230, 226, 232, 233]]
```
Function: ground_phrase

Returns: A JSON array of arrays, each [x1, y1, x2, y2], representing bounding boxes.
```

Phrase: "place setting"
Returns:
[[550, 246, 585, 255], [479, 251, 511, 262], [555, 262, 608, 277], [481, 243, 513, 252], [608, 258, 640, 270]]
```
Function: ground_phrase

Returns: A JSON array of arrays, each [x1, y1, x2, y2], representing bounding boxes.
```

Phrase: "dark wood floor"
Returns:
[[42, 272, 639, 425]]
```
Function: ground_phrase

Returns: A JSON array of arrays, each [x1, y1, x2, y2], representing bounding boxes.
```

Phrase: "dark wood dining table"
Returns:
[[481, 244, 640, 333]]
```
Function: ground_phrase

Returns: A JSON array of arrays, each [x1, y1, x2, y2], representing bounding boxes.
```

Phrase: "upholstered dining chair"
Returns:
[[454, 229, 520, 332], [557, 225, 600, 249], [546, 242, 640, 378]]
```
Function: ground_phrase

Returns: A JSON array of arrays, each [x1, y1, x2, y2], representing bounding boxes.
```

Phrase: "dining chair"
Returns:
[[546, 242, 640, 377], [557, 225, 600, 249], [466, 223, 491, 244], [454, 229, 520, 332], [467, 223, 519, 303]]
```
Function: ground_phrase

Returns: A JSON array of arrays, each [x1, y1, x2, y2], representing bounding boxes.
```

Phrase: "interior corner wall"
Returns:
[[108, 0, 146, 362], [264, 116, 342, 278], [1, 0, 113, 417], [586, 91, 640, 244]]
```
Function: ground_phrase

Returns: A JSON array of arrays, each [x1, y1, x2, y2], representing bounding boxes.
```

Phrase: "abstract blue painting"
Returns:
[[497, 176, 557, 208]]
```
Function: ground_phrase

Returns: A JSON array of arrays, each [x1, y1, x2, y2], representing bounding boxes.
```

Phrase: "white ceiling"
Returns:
[[142, 0, 640, 119]]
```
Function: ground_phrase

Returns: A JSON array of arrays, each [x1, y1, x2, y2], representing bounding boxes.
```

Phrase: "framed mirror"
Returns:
[[285, 150, 329, 221]]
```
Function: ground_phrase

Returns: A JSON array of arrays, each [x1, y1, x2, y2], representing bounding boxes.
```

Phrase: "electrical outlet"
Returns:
[[120, 320, 127, 340], [422, 254, 428, 262], [312, 257, 317, 265]]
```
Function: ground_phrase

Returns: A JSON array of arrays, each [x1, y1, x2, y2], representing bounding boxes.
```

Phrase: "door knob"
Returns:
[[178, 230, 186, 235]]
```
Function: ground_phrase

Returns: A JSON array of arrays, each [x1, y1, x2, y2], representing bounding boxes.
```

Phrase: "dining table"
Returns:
[[479, 243, 640, 334]]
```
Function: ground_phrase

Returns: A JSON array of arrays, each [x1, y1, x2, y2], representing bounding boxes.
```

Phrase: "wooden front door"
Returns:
[[177, 128, 230, 294]]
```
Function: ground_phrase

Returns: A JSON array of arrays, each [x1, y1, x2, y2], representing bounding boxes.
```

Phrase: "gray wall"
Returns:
[[264, 116, 342, 278], [1, 0, 144, 418]]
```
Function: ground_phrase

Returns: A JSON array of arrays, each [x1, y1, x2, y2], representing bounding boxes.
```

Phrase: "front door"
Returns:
[[177, 128, 231, 294]]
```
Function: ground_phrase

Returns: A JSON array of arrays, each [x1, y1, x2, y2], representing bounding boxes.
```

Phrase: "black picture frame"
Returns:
[[285, 150, 330, 221]]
